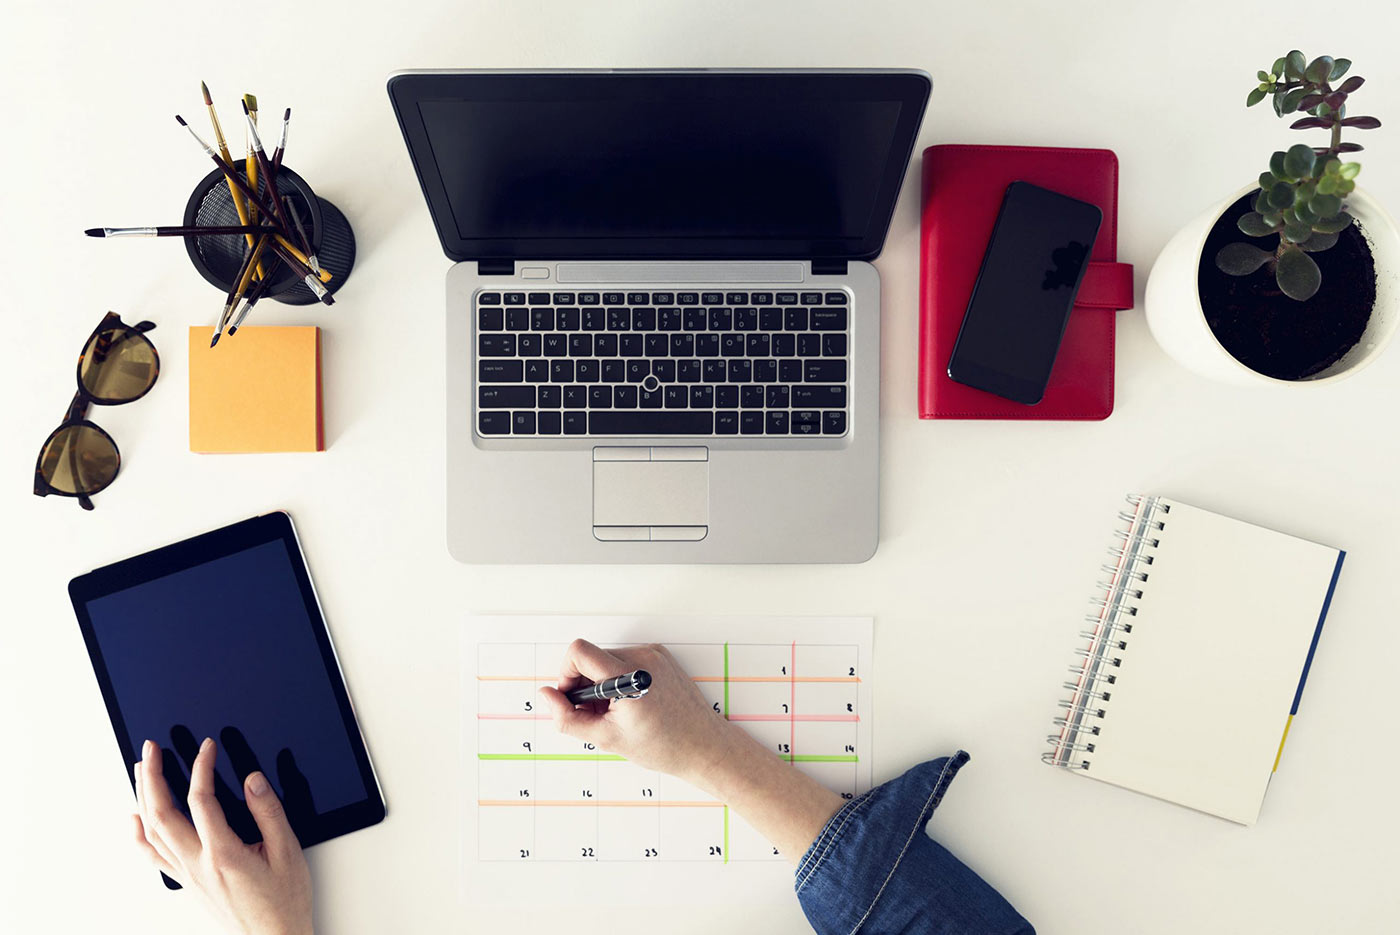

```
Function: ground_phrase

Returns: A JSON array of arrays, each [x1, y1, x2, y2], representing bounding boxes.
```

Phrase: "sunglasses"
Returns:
[[34, 312, 160, 510]]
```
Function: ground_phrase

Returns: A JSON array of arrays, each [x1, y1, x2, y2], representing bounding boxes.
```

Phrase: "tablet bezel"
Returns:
[[69, 512, 385, 851]]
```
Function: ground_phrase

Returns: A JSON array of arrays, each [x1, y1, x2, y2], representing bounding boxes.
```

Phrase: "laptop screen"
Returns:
[[389, 72, 930, 262]]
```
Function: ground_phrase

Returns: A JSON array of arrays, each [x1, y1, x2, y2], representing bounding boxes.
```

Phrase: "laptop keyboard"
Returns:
[[474, 290, 850, 437]]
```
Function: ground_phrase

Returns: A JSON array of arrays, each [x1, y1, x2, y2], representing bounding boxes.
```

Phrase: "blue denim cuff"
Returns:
[[794, 752, 1034, 935]]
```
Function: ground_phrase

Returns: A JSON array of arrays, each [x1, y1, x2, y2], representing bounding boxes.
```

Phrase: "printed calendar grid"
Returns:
[[476, 641, 864, 863]]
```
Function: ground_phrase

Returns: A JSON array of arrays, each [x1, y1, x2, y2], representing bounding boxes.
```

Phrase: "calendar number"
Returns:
[[524, 700, 533, 712], [777, 743, 790, 753], [644, 848, 658, 857], [581, 846, 594, 858], [709, 845, 723, 856], [519, 849, 530, 858]]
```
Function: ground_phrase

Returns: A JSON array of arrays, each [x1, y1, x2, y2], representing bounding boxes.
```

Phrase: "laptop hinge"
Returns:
[[478, 259, 516, 276], [811, 259, 848, 276]]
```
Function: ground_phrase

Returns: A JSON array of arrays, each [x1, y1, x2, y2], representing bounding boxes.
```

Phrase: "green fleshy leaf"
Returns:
[[1268, 184, 1296, 209], [1330, 58, 1351, 80], [1281, 88, 1309, 114], [1282, 143, 1316, 179], [1316, 102, 1332, 118], [1273, 90, 1284, 117], [1258, 171, 1279, 190], [1310, 193, 1342, 217], [1285, 50, 1306, 79], [1261, 211, 1283, 228], [1237, 211, 1277, 237], [1316, 175, 1338, 195], [1216, 242, 1274, 276], [1276, 247, 1321, 300], [1283, 219, 1312, 243], [1305, 56, 1335, 83], [1269, 151, 1291, 180], [1273, 57, 1288, 77], [1257, 70, 1272, 83], [1312, 212, 1354, 233], [1247, 87, 1267, 107], [1296, 180, 1318, 201], [1339, 162, 1361, 180], [1338, 178, 1355, 194], [1293, 201, 1318, 225], [1299, 231, 1339, 253], [1323, 158, 1342, 176]]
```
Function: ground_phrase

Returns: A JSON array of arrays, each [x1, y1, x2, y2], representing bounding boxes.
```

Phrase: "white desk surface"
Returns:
[[4, 1, 1398, 932]]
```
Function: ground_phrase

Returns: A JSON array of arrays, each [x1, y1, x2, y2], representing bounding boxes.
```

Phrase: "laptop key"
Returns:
[[677, 360, 701, 383], [506, 307, 529, 331], [478, 293, 502, 305], [708, 307, 733, 331], [633, 307, 657, 330], [619, 334, 644, 357], [479, 334, 515, 357], [683, 308, 707, 331], [552, 292, 576, 304], [538, 385, 561, 407], [766, 411, 789, 434], [740, 386, 764, 408], [563, 412, 587, 434], [518, 334, 542, 356], [504, 292, 526, 304], [542, 334, 567, 357], [525, 359, 549, 383], [753, 359, 777, 382], [578, 292, 601, 305], [550, 360, 574, 382], [810, 309, 848, 331], [702, 360, 727, 383], [779, 359, 803, 383], [538, 411, 562, 434], [658, 308, 683, 331], [694, 334, 719, 357], [791, 386, 846, 408], [804, 360, 847, 383], [478, 411, 510, 434], [727, 360, 752, 383], [583, 308, 607, 331], [701, 291, 724, 304], [479, 361, 523, 382], [751, 292, 773, 304], [715, 385, 739, 409], [531, 308, 555, 331], [784, 308, 808, 331], [800, 292, 823, 304], [589, 386, 613, 408], [602, 292, 625, 305], [664, 386, 688, 408], [797, 333, 822, 356], [626, 361, 649, 383], [607, 308, 631, 331], [528, 292, 551, 304], [746, 334, 770, 357], [557, 307, 581, 330], [734, 308, 758, 331], [652, 360, 677, 382], [644, 334, 669, 357], [652, 292, 674, 304], [766, 385, 790, 408], [759, 308, 783, 331], [823, 411, 847, 434], [772, 333, 795, 356], [791, 410, 821, 435], [823, 334, 848, 356], [775, 292, 798, 305], [670, 334, 694, 357], [568, 335, 592, 357], [690, 385, 714, 408], [740, 412, 764, 434], [825, 292, 848, 305], [678, 292, 700, 304], [512, 411, 537, 434], [715, 411, 739, 434], [563, 385, 587, 408], [639, 388, 664, 409], [479, 386, 534, 408], [720, 334, 744, 357], [627, 292, 649, 304], [590, 411, 714, 435], [602, 360, 626, 382], [576, 360, 600, 382], [614, 385, 638, 408], [594, 333, 618, 356], [726, 292, 749, 304], [479, 308, 504, 331]]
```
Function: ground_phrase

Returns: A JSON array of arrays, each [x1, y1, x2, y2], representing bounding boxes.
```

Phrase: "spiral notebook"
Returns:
[[1045, 496, 1345, 825]]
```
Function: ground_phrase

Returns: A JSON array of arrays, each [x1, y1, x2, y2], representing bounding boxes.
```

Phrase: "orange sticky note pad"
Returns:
[[188, 326, 323, 453]]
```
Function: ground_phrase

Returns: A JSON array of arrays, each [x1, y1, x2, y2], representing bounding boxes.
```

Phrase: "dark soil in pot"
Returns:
[[1196, 191, 1376, 380]]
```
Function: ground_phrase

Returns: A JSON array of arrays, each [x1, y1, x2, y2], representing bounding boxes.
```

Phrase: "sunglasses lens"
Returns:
[[38, 423, 119, 495], [80, 326, 158, 401]]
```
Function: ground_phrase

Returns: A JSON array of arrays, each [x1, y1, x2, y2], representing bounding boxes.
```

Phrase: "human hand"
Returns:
[[132, 738, 313, 935], [539, 640, 737, 784]]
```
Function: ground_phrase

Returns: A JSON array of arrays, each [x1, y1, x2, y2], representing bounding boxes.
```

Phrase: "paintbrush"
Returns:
[[176, 115, 294, 240], [212, 235, 270, 347], [242, 101, 289, 230], [202, 81, 262, 276], [284, 195, 319, 274], [87, 224, 268, 238], [243, 94, 259, 227], [271, 108, 290, 174], [226, 257, 281, 336], [268, 238, 334, 305]]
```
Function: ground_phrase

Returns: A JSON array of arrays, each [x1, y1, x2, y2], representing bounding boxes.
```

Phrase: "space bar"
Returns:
[[589, 412, 714, 434]]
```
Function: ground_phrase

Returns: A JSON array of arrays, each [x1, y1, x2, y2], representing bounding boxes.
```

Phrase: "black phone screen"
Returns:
[[946, 182, 1103, 404]]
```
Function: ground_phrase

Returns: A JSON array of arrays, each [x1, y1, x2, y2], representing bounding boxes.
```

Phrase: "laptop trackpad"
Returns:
[[593, 447, 709, 541]]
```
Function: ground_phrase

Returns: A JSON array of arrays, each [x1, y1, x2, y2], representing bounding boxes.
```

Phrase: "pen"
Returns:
[[566, 669, 651, 704]]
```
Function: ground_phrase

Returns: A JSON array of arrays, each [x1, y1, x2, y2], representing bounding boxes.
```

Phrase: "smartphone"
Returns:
[[947, 181, 1103, 405]]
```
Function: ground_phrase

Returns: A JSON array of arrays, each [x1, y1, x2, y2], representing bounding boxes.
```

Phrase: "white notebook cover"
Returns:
[[1052, 497, 1344, 825]]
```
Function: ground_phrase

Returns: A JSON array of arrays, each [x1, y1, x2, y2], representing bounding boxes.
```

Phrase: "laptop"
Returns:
[[388, 69, 930, 563]]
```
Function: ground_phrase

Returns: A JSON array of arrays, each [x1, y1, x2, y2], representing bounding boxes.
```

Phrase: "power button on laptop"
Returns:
[[520, 267, 550, 279]]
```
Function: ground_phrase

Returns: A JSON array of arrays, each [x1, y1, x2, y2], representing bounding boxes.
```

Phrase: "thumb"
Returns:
[[539, 686, 608, 744], [244, 771, 301, 861]]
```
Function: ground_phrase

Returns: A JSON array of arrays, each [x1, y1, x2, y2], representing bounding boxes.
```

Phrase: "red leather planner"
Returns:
[[919, 145, 1134, 420]]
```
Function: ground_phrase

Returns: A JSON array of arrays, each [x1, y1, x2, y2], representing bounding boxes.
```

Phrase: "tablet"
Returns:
[[70, 512, 385, 875]]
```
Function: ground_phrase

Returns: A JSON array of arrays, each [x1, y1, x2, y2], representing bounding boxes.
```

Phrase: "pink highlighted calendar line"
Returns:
[[476, 712, 859, 722], [479, 800, 722, 808], [477, 675, 859, 683]]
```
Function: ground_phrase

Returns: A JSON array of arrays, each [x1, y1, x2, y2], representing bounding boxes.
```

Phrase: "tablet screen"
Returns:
[[72, 514, 382, 855]]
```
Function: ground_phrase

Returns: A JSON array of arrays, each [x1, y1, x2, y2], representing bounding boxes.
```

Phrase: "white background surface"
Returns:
[[3, 1, 1398, 932]]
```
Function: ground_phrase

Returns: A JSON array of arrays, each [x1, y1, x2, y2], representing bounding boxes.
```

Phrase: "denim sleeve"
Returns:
[[794, 752, 1034, 935]]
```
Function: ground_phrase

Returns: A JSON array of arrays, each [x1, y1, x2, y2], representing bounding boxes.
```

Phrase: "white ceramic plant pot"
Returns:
[[1144, 183, 1400, 385]]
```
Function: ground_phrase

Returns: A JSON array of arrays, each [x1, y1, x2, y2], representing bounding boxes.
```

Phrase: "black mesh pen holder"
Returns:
[[182, 165, 355, 306]]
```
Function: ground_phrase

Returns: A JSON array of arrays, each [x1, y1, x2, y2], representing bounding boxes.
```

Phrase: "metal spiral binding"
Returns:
[[1043, 495, 1168, 771]]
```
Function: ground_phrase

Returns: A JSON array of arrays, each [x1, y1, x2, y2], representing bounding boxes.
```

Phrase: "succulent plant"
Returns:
[[1215, 52, 1381, 301]]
